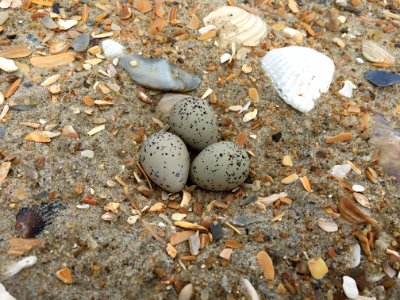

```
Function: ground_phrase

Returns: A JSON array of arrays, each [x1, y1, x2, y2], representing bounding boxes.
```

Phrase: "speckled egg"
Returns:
[[190, 141, 250, 191], [169, 97, 218, 151], [139, 132, 190, 193]]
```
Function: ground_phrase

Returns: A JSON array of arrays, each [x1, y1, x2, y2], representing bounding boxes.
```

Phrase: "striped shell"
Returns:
[[261, 46, 335, 113], [203, 6, 267, 47], [362, 40, 394, 68]]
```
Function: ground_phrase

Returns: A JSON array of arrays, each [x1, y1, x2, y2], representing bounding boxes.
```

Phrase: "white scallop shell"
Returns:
[[261, 46, 335, 113], [203, 6, 267, 47]]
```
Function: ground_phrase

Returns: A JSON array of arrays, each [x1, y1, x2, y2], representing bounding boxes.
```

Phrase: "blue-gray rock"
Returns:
[[119, 54, 201, 92], [0, 126, 6, 139], [9, 98, 38, 111], [40, 15, 57, 30], [71, 32, 90, 52], [364, 70, 400, 87]]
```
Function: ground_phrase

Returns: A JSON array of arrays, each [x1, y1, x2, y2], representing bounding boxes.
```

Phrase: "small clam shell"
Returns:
[[203, 6, 268, 47], [317, 218, 338, 232], [262, 47, 334, 112], [362, 40, 394, 67]]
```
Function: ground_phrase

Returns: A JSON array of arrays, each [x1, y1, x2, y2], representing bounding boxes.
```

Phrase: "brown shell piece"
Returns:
[[362, 40, 394, 68], [0, 46, 32, 58], [338, 198, 377, 225], [30, 53, 75, 68]]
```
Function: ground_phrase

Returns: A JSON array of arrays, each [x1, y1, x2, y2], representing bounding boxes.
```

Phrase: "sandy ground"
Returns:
[[0, 0, 400, 299]]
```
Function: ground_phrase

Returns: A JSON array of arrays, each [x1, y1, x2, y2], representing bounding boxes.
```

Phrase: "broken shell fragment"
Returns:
[[261, 47, 334, 112], [3, 256, 38, 277], [308, 257, 328, 279], [362, 40, 394, 67], [364, 70, 400, 87], [0, 282, 16, 300], [343, 276, 359, 299], [0, 57, 18, 72], [203, 6, 268, 47], [101, 39, 124, 59], [317, 218, 338, 232], [370, 114, 400, 181], [15, 200, 66, 238], [119, 54, 201, 92], [338, 198, 377, 225]]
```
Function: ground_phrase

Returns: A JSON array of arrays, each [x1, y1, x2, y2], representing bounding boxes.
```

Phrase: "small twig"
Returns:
[[136, 162, 153, 191]]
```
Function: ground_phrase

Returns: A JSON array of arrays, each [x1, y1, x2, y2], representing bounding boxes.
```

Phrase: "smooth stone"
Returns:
[[40, 15, 57, 30], [9, 98, 39, 111], [0, 12, 9, 26], [119, 54, 201, 92], [101, 39, 124, 58], [71, 32, 90, 52]]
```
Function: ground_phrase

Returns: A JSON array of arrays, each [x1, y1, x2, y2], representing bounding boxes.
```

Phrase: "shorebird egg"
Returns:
[[190, 141, 250, 191], [139, 132, 190, 193], [169, 97, 218, 151]]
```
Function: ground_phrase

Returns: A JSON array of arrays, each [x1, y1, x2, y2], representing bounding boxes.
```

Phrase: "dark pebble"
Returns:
[[272, 132, 282, 142], [210, 220, 223, 240]]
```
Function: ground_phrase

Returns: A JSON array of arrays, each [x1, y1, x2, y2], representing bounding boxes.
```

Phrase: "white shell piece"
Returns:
[[0, 283, 16, 300], [3, 256, 38, 277], [241, 278, 260, 300], [203, 6, 268, 47], [101, 39, 125, 59], [338, 80, 357, 98], [343, 276, 359, 299], [0, 57, 18, 72], [261, 46, 335, 112], [351, 244, 361, 267], [330, 164, 351, 178]]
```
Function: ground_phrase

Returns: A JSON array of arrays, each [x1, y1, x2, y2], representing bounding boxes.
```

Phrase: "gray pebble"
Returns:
[[71, 32, 90, 52]]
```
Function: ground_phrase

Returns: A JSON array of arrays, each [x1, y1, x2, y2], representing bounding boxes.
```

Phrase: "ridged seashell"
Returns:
[[362, 40, 394, 67], [15, 200, 66, 238], [203, 6, 268, 47], [261, 46, 335, 113]]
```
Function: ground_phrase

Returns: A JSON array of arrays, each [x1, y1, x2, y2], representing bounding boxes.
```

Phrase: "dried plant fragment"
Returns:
[[30, 53, 75, 68], [257, 251, 274, 281], [370, 114, 400, 181], [338, 198, 377, 225]]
